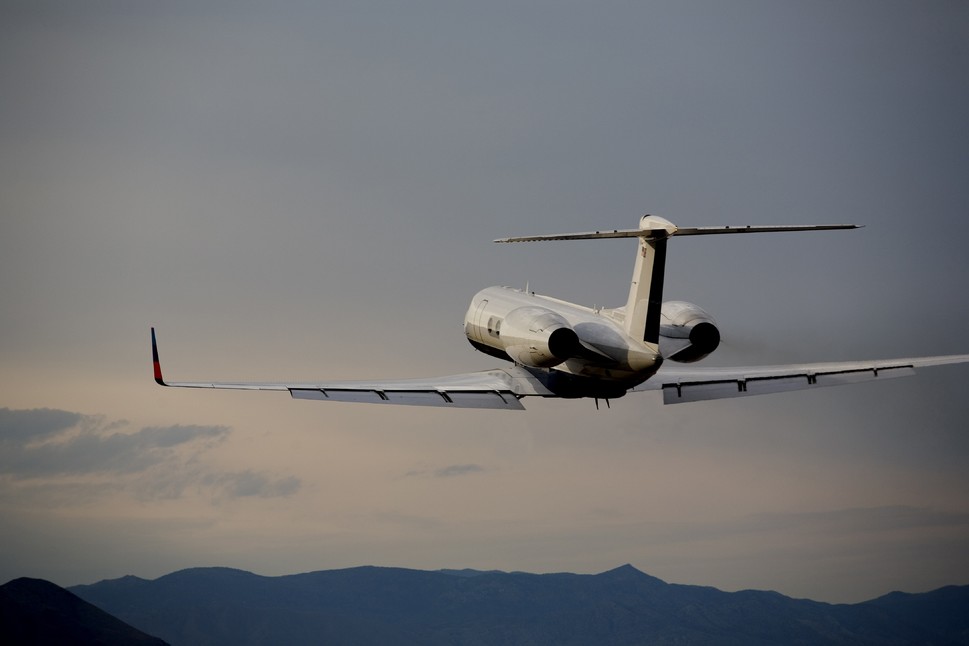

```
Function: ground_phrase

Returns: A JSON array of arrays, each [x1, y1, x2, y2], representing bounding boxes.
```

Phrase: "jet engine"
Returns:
[[659, 301, 721, 363], [500, 306, 582, 368]]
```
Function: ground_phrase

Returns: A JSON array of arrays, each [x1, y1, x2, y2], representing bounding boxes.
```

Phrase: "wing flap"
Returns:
[[657, 362, 927, 404], [289, 387, 524, 409]]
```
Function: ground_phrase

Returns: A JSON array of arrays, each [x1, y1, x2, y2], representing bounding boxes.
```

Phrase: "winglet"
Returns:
[[151, 327, 166, 386]]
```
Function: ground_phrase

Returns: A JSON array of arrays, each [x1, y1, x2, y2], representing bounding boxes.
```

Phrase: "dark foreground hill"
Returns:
[[0, 577, 168, 645], [67, 565, 968, 646]]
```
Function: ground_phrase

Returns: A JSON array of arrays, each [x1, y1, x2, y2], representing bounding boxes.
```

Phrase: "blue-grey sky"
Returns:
[[1, 1, 968, 603]]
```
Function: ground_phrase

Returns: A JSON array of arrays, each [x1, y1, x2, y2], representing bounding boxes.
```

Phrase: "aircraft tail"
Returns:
[[623, 216, 676, 344], [495, 216, 860, 345]]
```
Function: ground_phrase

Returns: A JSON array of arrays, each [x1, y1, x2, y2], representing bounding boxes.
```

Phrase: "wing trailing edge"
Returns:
[[636, 354, 969, 404]]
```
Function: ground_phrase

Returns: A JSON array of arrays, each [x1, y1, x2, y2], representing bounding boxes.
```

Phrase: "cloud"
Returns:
[[203, 470, 301, 499], [0, 407, 83, 445], [434, 464, 485, 478], [404, 463, 486, 478], [0, 409, 229, 478], [0, 408, 299, 505]]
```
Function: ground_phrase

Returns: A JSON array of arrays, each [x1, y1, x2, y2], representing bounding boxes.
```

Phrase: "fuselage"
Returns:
[[462, 217, 725, 400], [464, 286, 662, 398]]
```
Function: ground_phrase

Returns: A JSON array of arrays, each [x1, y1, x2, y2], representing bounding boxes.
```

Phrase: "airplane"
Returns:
[[151, 215, 969, 410]]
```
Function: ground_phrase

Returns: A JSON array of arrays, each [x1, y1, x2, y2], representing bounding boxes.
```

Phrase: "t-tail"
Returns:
[[495, 215, 860, 346]]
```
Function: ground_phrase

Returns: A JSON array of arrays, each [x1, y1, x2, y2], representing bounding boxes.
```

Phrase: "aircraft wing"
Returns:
[[151, 329, 550, 410], [634, 354, 969, 404]]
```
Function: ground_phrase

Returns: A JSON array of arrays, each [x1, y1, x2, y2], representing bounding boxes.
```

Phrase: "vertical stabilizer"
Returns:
[[624, 215, 677, 345]]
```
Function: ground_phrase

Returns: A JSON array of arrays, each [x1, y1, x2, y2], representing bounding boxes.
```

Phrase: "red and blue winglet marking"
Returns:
[[151, 327, 167, 386]]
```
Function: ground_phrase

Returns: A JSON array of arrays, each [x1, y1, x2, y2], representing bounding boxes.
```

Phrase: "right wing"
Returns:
[[151, 328, 550, 410], [633, 354, 969, 404]]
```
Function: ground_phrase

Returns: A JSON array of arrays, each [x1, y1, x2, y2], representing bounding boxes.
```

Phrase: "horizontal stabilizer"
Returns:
[[495, 223, 860, 243]]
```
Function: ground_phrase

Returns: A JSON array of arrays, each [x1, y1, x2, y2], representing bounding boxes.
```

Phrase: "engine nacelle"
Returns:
[[660, 301, 721, 363], [500, 306, 582, 368]]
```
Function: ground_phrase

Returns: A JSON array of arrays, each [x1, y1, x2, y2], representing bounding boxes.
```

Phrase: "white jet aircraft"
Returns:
[[151, 215, 969, 410]]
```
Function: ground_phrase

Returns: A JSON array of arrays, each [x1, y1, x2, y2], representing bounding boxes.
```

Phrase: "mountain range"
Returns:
[[3, 565, 967, 645]]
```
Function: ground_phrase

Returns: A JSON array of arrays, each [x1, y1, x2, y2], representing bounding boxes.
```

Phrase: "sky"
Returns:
[[1, 1, 968, 604]]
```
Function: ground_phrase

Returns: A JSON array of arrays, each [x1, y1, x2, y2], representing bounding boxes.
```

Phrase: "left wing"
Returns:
[[634, 355, 969, 404], [151, 328, 550, 410]]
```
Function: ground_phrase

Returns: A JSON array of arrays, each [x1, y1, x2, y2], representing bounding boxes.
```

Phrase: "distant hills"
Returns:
[[3, 565, 967, 645], [0, 577, 167, 645]]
